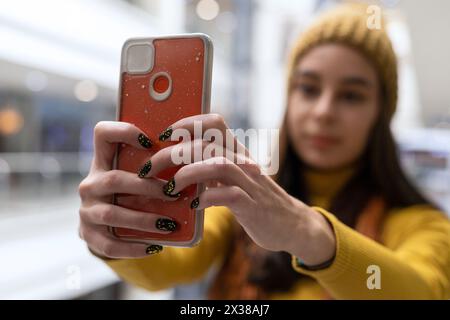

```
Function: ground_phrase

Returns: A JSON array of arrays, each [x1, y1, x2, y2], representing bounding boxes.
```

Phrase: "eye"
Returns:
[[295, 83, 320, 98], [339, 90, 366, 103]]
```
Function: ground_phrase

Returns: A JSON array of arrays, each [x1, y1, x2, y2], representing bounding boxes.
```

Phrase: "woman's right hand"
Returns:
[[78, 121, 177, 259]]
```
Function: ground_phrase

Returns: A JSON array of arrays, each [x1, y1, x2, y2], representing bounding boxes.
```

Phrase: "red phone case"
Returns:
[[111, 34, 213, 247]]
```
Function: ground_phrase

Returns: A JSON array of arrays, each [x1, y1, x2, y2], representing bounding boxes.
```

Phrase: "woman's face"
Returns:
[[287, 44, 380, 171]]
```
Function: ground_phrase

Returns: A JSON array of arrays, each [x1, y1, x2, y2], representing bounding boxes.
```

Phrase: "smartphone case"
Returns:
[[111, 34, 213, 247]]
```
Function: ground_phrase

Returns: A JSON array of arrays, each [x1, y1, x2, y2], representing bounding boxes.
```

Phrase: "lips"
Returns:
[[307, 134, 340, 148]]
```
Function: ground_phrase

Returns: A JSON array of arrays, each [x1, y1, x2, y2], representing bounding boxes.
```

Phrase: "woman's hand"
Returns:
[[140, 114, 337, 266], [78, 121, 180, 259]]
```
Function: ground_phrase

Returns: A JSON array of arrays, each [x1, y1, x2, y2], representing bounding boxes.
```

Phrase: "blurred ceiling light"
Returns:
[[25, 70, 48, 92], [74, 80, 98, 102], [0, 107, 24, 135], [196, 0, 220, 21], [217, 11, 237, 33]]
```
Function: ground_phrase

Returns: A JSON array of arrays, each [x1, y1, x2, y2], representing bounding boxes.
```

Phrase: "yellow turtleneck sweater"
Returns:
[[102, 169, 450, 299]]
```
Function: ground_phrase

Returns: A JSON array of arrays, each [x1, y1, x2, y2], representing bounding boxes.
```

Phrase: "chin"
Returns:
[[301, 152, 348, 171]]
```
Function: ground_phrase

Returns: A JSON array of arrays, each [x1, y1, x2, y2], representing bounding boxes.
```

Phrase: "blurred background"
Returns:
[[0, 0, 449, 299]]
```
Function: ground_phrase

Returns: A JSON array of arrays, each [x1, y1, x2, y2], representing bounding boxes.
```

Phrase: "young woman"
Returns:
[[78, 4, 450, 299]]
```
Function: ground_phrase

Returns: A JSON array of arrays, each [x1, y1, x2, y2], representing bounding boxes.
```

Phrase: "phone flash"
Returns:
[[125, 43, 154, 74]]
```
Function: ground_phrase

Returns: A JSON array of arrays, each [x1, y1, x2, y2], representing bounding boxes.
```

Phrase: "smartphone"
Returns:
[[110, 34, 213, 247]]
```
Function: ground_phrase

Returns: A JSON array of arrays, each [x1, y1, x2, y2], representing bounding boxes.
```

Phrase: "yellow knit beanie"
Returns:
[[287, 2, 398, 119]]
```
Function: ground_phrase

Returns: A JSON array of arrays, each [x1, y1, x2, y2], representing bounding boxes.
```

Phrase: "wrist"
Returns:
[[294, 254, 335, 271], [289, 206, 336, 267]]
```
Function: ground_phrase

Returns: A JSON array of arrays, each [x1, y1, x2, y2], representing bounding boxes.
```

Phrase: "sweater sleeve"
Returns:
[[102, 206, 235, 291], [291, 205, 450, 299]]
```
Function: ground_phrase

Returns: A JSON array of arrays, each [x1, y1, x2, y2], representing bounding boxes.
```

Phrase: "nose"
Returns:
[[311, 90, 335, 122]]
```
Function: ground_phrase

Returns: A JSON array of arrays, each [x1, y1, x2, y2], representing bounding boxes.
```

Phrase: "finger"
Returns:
[[195, 185, 255, 216], [159, 114, 228, 140], [81, 225, 162, 259], [166, 157, 260, 198], [79, 170, 178, 201], [141, 139, 255, 178], [205, 179, 222, 189], [93, 121, 154, 171], [158, 113, 251, 158], [79, 203, 178, 233]]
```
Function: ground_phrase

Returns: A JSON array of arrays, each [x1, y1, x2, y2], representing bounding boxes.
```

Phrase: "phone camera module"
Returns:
[[149, 72, 172, 101]]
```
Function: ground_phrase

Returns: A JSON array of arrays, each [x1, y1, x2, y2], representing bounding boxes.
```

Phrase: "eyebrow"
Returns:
[[341, 76, 373, 88], [293, 70, 320, 80], [293, 70, 373, 88]]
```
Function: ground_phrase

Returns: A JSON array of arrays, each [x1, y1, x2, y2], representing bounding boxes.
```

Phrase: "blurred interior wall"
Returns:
[[399, 0, 450, 127]]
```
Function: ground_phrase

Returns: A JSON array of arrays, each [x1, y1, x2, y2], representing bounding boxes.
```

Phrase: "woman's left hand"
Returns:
[[142, 114, 336, 266]]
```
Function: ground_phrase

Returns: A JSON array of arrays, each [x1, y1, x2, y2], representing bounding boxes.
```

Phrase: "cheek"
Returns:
[[339, 106, 378, 157], [286, 94, 308, 135]]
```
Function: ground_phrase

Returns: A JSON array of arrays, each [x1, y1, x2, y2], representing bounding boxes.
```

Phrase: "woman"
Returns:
[[78, 3, 450, 299]]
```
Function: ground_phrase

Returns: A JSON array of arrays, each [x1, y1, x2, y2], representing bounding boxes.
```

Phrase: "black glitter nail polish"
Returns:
[[166, 192, 181, 198], [159, 127, 173, 141], [137, 160, 152, 178], [163, 178, 176, 195], [146, 245, 163, 255], [138, 133, 153, 148], [190, 197, 199, 209], [156, 218, 177, 232]]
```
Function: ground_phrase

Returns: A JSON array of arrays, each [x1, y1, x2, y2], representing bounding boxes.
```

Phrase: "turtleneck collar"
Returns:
[[303, 165, 358, 209]]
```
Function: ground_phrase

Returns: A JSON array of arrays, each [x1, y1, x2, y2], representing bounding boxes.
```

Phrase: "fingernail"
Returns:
[[137, 160, 152, 178], [156, 218, 177, 232], [159, 127, 173, 141], [163, 178, 176, 195], [166, 192, 181, 198], [146, 245, 163, 255], [138, 133, 153, 148], [190, 197, 199, 209]]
